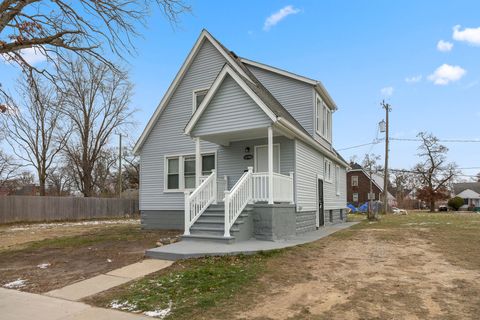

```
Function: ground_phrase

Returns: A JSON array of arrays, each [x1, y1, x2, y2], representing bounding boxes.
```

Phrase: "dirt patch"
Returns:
[[0, 223, 180, 293], [236, 228, 480, 320]]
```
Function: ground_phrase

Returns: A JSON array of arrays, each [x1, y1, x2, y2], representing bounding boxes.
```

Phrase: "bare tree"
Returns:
[[3, 73, 68, 195], [414, 132, 458, 212], [0, 150, 19, 186], [47, 165, 73, 196], [362, 153, 381, 220], [122, 145, 139, 190], [0, 0, 190, 79], [59, 59, 133, 197], [93, 148, 118, 196]]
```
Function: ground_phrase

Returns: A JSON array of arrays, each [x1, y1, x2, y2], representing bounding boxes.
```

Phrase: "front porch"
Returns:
[[184, 126, 296, 241]]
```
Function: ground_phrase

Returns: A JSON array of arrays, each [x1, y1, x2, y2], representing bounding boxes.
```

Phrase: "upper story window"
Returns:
[[316, 96, 332, 142], [192, 88, 209, 112], [351, 175, 358, 186]]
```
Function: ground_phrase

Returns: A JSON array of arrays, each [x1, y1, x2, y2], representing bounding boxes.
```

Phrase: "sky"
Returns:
[[1, 0, 480, 179]]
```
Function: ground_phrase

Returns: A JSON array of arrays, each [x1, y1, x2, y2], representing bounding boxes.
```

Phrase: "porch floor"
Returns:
[[145, 222, 358, 260]]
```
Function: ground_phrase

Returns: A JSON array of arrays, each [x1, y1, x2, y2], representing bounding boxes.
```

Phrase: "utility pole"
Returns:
[[381, 100, 391, 214]]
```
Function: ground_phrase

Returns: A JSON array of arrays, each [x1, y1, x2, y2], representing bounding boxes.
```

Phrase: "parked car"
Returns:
[[438, 205, 448, 212], [392, 207, 408, 215]]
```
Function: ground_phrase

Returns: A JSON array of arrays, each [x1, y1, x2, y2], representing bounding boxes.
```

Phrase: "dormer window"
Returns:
[[316, 95, 332, 142], [192, 88, 209, 112]]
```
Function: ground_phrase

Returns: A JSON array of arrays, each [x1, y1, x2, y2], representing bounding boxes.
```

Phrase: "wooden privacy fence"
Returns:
[[0, 196, 139, 224]]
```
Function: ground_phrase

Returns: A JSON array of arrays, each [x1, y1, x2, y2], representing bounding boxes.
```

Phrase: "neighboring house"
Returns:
[[453, 182, 480, 210], [134, 30, 348, 243], [347, 162, 396, 207]]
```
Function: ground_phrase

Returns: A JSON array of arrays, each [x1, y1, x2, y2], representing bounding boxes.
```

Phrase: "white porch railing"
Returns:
[[252, 172, 294, 203], [223, 168, 294, 237], [184, 170, 217, 236], [200, 174, 228, 202], [223, 167, 254, 237]]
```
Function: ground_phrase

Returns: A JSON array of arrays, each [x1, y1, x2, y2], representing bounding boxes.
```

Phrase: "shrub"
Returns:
[[448, 196, 464, 211]]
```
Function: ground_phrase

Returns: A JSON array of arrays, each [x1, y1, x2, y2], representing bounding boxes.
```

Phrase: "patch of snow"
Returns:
[[109, 300, 138, 312], [3, 279, 27, 289], [37, 263, 50, 269], [107, 259, 112, 263], [7, 219, 139, 232], [143, 302, 172, 319]]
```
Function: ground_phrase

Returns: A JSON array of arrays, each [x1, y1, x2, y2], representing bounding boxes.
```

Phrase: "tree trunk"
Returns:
[[430, 200, 435, 212]]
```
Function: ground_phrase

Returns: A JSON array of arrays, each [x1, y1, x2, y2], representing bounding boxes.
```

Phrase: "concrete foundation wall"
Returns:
[[141, 210, 184, 230], [252, 204, 296, 241], [296, 211, 316, 234]]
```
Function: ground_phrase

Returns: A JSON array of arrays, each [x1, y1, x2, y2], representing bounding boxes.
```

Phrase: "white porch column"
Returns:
[[268, 126, 274, 204], [195, 137, 201, 187]]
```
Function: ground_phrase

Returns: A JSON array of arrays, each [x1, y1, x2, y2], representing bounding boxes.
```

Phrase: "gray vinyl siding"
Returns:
[[140, 39, 226, 211], [295, 139, 347, 213], [247, 65, 315, 135], [217, 136, 294, 189], [192, 75, 272, 136], [247, 65, 334, 149]]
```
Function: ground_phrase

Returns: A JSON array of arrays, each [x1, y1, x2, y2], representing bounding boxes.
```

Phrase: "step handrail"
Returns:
[[184, 169, 217, 236], [223, 167, 253, 237]]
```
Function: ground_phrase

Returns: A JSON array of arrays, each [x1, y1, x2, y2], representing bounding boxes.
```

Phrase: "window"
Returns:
[[193, 89, 209, 112], [183, 157, 196, 189], [202, 154, 215, 175], [165, 153, 215, 191], [335, 166, 340, 195], [368, 192, 376, 200], [353, 193, 358, 202], [351, 175, 358, 186], [167, 158, 179, 190], [316, 95, 333, 142], [324, 159, 332, 182]]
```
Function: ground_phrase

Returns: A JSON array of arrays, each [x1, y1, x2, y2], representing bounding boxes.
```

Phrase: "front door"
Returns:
[[254, 144, 280, 173], [318, 178, 324, 227]]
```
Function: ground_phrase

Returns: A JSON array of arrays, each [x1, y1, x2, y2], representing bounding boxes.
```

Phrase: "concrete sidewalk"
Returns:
[[147, 222, 358, 260], [0, 288, 151, 320], [45, 259, 173, 301]]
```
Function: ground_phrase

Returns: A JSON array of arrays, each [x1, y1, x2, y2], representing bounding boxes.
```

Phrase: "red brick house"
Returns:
[[347, 163, 396, 207]]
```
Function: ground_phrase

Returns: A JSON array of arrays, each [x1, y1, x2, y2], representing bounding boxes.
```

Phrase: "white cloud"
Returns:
[[1, 46, 46, 65], [263, 5, 300, 31], [380, 86, 394, 97], [437, 40, 453, 52], [405, 75, 422, 83], [428, 64, 466, 85], [453, 25, 480, 46]]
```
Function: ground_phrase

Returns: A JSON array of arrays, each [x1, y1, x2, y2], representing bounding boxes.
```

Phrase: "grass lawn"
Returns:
[[88, 212, 480, 319], [0, 221, 179, 293]]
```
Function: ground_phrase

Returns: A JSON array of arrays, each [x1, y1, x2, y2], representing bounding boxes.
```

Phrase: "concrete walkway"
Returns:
[[46, 259, 173, 301], [0, 288, 151, 320], [146, 222, 358, 260]]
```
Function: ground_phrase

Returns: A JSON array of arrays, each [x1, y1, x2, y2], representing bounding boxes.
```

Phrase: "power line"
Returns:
[[391, 138, 480, 143], [337, 138, 384, 151]]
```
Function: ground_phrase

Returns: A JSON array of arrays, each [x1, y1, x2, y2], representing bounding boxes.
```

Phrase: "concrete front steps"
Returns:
[[182, 203, 253, 244]]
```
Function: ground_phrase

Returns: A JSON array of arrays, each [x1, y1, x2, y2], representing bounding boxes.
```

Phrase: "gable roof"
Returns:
[[134, 30, 348, 167], [348, 165, 395, 198], [133, 30, 250, 154], [454, 182, 480, 195], [240, 57, 338, 110]]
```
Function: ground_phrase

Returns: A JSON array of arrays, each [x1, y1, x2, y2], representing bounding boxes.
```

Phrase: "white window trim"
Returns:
[[192, 88, 210, 113], [164, 150, 217, 192], [324, 158, 333, 183], [353, 193, 359, 202], [253, 144, 281, 173], [351, 175, 359, 187], [315, 94, 333, 142], [335, 165, 340, 196]]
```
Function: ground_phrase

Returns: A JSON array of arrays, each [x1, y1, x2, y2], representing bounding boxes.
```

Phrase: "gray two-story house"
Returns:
[[134, 30, 348, 243]]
